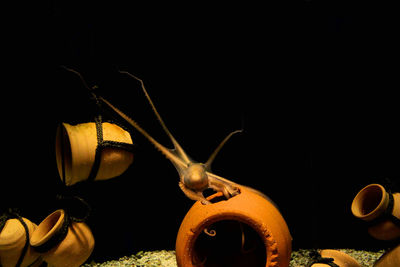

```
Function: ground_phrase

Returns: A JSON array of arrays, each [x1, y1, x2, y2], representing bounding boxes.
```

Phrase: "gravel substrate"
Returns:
[[289, 249, 385, 267], [83, 249, 386, 267], [83, 250, 177, 267]]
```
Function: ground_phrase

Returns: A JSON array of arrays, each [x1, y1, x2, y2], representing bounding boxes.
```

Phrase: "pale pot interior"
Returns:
[[30, 210, 65, 247]]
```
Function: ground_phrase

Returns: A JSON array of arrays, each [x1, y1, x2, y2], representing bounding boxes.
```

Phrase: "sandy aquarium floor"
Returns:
[[82, 249, 386, 267]]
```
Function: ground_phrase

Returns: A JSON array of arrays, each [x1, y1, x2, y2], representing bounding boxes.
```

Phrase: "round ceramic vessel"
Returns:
[[0, 217, 42, 267], [30, 209, 95, 267], [56, 122, 134, 186], [374, 243, 400, 267], [176, 186, 292, 267], [351, 184, 400, 240]]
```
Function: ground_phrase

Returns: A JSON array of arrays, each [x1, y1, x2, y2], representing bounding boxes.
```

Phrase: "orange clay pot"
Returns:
[[176, 186, 292, 267], [30, 209, 95, 267], [56, 122, 134, 186], [351, 184, 400, 240], [374, 243, 400, 267], [0, 217, 43, 267], [311, 250, 361, 267]]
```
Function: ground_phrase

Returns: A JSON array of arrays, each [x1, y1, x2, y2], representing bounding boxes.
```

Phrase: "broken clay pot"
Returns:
[[56, 122, 134, 186], [30, 209, 95, 267], [311, 249, 361, 267], [351, 184, 400, 240], [0, 217, 42, 267], [176, 186, 292, 267], [374, 243, 400, 267]]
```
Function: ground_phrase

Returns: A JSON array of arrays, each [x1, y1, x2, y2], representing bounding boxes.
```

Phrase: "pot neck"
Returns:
[[366, 192, 400, 229]]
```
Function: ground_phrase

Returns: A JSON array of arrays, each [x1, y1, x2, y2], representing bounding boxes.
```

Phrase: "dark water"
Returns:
[[2, 1, 399, 262]]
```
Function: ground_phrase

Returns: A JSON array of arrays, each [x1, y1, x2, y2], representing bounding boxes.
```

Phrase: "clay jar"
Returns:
[[351, 184, 400, 240], [56, 122, 134, 186], [30, 209, 95, 267], [0, 217, 42, 267], [176, 186, 292, 267], [374, 243, 400, 267], [311, 250, 361, 267]]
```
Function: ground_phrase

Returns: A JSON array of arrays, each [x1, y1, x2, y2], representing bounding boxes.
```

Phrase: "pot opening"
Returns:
[[353, 185, 385, 217], [192, 220, 266, 267], [30, 210, 65, 246], [56, 124, 72, 183]]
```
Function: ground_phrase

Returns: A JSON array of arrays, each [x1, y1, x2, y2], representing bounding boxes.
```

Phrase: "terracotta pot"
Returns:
[[30, 209, 95, 267], [56, 122, 134, 186], [374, 243, 400, 267], [311, 249, 361, 267], [176, 186, 292, 267], [351, 184, 400, 240], [0, 217, 43, 267]]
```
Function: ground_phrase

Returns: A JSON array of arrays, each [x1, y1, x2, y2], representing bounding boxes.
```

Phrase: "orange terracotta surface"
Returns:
[[0, 218, 42, 267], [374, 243, 400, 267], [56, 122, 134, 186], [30, 210, 95, 267], [176, 186, 292, 267], [351, 184, 400, 240], [311, 249, 361, 267]]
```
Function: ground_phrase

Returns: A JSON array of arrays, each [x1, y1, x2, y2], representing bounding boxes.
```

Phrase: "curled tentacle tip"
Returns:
[[204, 228, 217, 237]]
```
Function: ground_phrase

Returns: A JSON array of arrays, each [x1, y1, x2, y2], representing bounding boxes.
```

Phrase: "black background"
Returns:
[[2, 0, 400, 262]]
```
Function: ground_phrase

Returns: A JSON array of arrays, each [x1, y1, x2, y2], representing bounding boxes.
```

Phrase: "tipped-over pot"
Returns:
[[56, 122, 134, 186], [30, 209, 94, 267], [351, 183, 400, 240]]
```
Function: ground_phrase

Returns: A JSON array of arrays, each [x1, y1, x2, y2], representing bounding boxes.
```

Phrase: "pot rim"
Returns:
[[179, 190, 286, 267], [186, 213, 275, 267], [351, 184, 389, 220], [56, 123, 74, 185], [30, 209, 65, 247]]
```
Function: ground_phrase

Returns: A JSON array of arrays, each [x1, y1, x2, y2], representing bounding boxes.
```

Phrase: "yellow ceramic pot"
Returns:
[[311, 250, 361, 267], [176, 186, 292, 267], [351, 184, 400, 240], [0, 217, 42, 267], [56, 122, 134, 186], [374, 243, 400, 267], [30, 209, 95, 267]]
